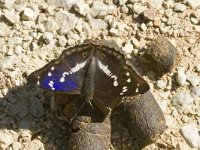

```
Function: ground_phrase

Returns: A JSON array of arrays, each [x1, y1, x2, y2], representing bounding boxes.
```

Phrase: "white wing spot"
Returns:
[[51, 67, 55, 70], [63, 72, 69, 76], [123, 86, 127, 89], [127, 78, 131, 82], [122, 88, 128, 93], [60, 61, 87, 83], [98, 61, 111, 75], [126, 72, 130, 76], [113, 81, 118, 86], [120, 92, 123, 95], [48, 72, 52, 76], [37, 81, 40, 85], [136, 88, 139, 92], [60, 77, 65, 82], [71, 61, 87, 73], [137, 84, 140, 87], [37, 76, 40, 79], [98, 61, 119, 87], [48, 80, 55, 90]]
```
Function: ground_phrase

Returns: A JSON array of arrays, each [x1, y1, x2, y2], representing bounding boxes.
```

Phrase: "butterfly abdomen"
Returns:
[[82, 57, 96, 101]]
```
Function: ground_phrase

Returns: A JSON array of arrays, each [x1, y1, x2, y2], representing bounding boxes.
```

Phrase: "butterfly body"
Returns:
[[27, 40, 149, 115]]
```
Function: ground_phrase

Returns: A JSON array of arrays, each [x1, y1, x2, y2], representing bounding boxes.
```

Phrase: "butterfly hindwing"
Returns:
[[27, 44, 94, 94]]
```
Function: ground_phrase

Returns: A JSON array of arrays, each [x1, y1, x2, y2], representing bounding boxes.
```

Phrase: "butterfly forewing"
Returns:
[[94, 46, 149, 98], [27, 45, 94, 94]]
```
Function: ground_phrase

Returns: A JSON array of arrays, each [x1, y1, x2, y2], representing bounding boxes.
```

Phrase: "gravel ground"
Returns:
[[0, 0, 200, 150]]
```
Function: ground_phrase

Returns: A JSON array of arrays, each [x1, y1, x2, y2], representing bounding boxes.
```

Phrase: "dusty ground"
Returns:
[[0, 0, 200, 150]]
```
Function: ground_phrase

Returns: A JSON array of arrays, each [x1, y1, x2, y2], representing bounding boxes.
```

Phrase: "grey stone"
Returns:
[[7, 37, 23, 45], [140, 23, 147, 31], [122, 43, 134, 54], [46, 0, 78, 9], [131, 37, 140, 48], [119, 0, 128, 6], [121, 4, 129, 14], [20, 130, 31, 140], [0, 38, 6, 53], [89, 18, 107, 30], [26, 139, 45, 150], [22, 8, 35, 21], [143, 8, 156, 21], [0, 56, 16, 71], [12, 142, 21, 150], [192, 86, 200, 97], [172, 92, 194, 106], [156, 79, 167, 89], [150, 0, 164, 9], [190, 17, 198, 24], [0, 0, 15, 9], [14, 45, 23, 55], [90, 1, 117, 18], [42, 32, 54, 44], [0, 129, 15, 149], [45, 18, 59, 32], [195, 64, 200, 72], [30, 97, 44, 118], [58, 36, 67, 47], [175, 3, 187, 12], [109, 28, 118, 36], [176, 67, 187, 86], [186, 0, 200, 8], [74, 0, 90, 16], [187, 74, 200, 87], [4, 11, 20, 24], [0, 22, 10, 37], [55, 11, 78, 34], [180, 123, 200, 148], [165, 115, 175, 128]]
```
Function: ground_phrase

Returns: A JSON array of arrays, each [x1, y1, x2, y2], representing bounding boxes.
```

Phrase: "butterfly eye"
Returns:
[[82, 52, 87, 57], [100, 53, 105, 59]]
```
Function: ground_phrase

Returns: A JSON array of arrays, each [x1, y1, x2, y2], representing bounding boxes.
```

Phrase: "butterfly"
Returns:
[[27, 40, 149, 116]]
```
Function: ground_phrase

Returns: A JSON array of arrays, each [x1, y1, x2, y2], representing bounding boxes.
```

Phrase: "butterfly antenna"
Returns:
[[69, 100, 87, 124]]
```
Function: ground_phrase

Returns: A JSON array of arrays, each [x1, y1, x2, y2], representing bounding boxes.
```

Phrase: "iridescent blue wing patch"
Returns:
[[27, 44, 94, 94]]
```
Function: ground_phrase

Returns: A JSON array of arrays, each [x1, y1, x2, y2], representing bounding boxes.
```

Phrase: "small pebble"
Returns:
[[180, 123, 200, 148], [156, 79, 167, 89], [42, 32, 54, 44], [186, 0, 200, 8], [4, 11, 19, 24], [122, 43, 134, 54], [74, 0, 90, 16], [175, 3, 187, 12], [143, 8, 156, 21], [121, 4, 129, 14], [192, 86, 200, 97], [176, 67, 187, 86], [190, 17, 198, 24], [131, 37, 140, 48], [22, 8, 35, 21], [187, 74, 200, 87], [58, 36, 67, 47], [119, 0, 128, 6], [172, 92, 194, 106], [196, 64, 200, 72], [109, 28, 119, 36], [14, 46, 23, 55], [140, 23, 147, 31]]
